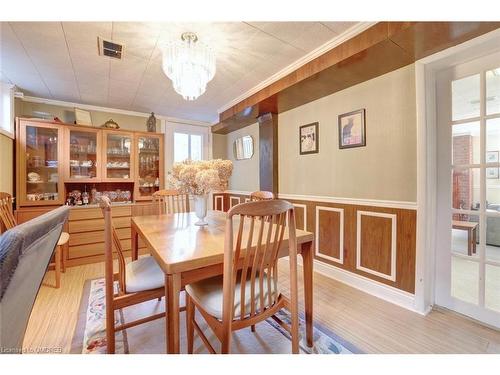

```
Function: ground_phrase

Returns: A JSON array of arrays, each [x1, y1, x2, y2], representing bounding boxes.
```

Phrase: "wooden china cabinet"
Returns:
[[134, 133, 163, 200], [102, 129, 135, 183], [17, 121, 65, 206], [15, 117, 165, 267], [64, 126, 102, 183]]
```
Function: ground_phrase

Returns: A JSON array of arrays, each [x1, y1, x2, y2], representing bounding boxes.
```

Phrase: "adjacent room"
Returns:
[[1, 4, 500, 362]]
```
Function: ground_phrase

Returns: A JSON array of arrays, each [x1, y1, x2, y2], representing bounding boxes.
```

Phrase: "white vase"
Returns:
[[193, 194, 209, 226]]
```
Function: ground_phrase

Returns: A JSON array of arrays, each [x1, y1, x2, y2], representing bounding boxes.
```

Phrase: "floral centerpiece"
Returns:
[[168, 159, 233, 225]]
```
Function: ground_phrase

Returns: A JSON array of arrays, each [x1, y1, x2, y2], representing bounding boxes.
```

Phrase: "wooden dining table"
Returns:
[[130, 210, 315, 354]]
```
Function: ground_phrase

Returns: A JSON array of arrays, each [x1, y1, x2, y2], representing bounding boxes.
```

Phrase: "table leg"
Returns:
[[467, 228, 472, 256], [166, 273, 181, 354], [473, 227, 477, 254], [131, 224, 139, 261], [55, 245, 61, 289], [301, 240, 314, 347]]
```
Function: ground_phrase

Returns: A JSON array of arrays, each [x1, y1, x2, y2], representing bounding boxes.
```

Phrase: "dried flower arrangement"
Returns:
[[168, 159, 233, 195]]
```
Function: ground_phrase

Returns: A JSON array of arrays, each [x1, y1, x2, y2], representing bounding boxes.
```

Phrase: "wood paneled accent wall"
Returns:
[[257, 113, 278, 194], [212, 192, 416, 293]]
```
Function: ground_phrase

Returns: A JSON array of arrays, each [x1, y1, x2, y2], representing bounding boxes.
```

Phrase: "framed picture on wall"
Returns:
[[338, 109, 366, 149], [299, 122, 319, 155], [486, 151, 499, 179]]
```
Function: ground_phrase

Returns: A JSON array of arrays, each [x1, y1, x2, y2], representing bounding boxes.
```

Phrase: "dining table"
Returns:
[[130, 210, 315, 354]]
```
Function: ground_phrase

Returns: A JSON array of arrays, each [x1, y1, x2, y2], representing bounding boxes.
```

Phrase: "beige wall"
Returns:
[[0, 133, 14, 195], [226, 122, 260, 192], [17, 100, 160, 132], [279, 64, 417, 202], [212, 133, 228, 159]]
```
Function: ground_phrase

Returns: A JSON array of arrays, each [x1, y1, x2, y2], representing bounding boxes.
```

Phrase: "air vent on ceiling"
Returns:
[[98, 37, 124, 59]]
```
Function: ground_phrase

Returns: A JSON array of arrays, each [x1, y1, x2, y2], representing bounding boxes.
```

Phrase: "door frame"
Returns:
[[414, 28, 500, 321]]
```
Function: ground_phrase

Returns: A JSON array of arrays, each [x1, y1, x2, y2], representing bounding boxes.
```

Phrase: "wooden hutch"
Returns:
[[15, 117, 165, 267]]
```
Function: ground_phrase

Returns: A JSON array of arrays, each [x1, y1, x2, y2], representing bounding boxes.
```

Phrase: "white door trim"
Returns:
[[414, 28, 500, 317]]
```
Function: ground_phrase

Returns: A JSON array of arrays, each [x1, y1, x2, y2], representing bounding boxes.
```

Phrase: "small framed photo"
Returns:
[[74, 108, 93, 126], [487, 151, 499, 179], [299, 122, 319, 155], [338, 109, 366, 149]]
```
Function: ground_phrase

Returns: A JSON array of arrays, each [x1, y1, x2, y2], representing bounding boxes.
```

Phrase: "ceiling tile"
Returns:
[[247, 22, 336, 52], [109, 54, 148, 83], [320, 22, 357, 34]]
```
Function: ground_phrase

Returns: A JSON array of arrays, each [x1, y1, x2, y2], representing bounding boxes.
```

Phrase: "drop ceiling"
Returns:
[[0, 22, 358, 123]]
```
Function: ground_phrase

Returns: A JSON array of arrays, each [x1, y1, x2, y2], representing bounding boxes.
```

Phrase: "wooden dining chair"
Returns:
[[99, 196, 165, 354], [0, 192, 69, 288], [152, 189, 190, 215], [249, 191, 275, 201], [185, 199, 300, 354]]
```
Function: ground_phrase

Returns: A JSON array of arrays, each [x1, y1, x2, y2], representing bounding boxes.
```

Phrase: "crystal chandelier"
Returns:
[[162, 32, 216, 101]]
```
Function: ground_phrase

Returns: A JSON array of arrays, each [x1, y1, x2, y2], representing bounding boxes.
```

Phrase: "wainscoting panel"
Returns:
[[215, 192, 416, 293], [229, 196, 241, 208], [315, 206, 344, 264], [356, 211, 397, 281], [213, 194, 225, 212]]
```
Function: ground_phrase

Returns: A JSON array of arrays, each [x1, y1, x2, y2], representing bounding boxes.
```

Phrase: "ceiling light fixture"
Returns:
[[162, 32, 216, 101]]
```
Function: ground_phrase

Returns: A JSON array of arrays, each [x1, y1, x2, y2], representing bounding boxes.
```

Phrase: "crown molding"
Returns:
[[20, 95, 211, 127], [216, 22, 377, 116]]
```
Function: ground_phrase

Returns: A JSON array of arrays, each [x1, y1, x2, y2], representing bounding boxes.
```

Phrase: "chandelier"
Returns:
[[162, 32, 216, 101]]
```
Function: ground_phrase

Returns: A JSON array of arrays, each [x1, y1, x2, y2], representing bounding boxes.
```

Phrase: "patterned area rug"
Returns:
[[71, 278, 361, 354]]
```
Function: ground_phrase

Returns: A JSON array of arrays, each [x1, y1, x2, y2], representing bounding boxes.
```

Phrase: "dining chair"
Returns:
[[99, 196, 165, 354], [185, 199, 300, 354], [249, 191, 275, 201], [152, 189, 190, 214], [0, 192, 69, 288]]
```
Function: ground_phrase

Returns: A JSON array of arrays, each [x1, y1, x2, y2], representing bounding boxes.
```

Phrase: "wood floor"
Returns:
[[24, 259, 500, 354]]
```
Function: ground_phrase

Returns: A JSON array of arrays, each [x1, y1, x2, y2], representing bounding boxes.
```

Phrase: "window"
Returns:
[[0, 82, 14, 138], [174, 132, 203, 162]]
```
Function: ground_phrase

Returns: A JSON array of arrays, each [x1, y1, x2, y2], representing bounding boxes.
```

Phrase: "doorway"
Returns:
[[435, 50, 500, 327]]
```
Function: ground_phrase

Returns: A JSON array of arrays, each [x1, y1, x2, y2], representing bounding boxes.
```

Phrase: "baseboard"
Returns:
[[294, 257, 425, 315]]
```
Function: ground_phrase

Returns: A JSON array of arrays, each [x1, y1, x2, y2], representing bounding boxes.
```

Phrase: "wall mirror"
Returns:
[[233, 135, 254, 160]]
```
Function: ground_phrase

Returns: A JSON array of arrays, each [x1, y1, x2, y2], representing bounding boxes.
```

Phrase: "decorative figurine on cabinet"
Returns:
[[101, 119, 120, 129], [146, 112, 157, 132]]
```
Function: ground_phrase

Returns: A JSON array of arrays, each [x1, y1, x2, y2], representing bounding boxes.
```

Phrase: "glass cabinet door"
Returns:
[[21, 122, 64, 206], [136, 135, 163, 199], [104, 131, 133, 181], [67, 128, 100, 181]]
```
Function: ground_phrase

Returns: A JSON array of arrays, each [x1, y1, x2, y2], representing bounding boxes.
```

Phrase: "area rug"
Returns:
[[71, 278, 361, 354]]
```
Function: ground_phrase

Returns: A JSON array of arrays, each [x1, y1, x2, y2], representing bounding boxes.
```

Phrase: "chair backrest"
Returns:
[[222, 199, 298, 324], [0, 205, 68, 352], [152, 189, 190, 214], [249, 191, 275, 201], [99, 196, 126, 294], [0, 192, 17, 233]]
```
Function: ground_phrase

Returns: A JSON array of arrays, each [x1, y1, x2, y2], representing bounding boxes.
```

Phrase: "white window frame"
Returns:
[[162, 120, 210, 174], [0, 82, 15, 139], [173, 132, 203, 163]]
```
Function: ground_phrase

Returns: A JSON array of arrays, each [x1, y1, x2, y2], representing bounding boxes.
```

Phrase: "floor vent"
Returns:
[[98, 37, 124, 59]]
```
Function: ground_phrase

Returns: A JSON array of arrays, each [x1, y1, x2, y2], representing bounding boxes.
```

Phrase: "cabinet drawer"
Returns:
[[69, 205, 132, 221], [68, 227, 134, 246], [69, 216, 130, 233], [70, 239, 131, 259]]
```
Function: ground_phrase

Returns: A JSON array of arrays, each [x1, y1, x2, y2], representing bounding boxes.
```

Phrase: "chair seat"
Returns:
[[125, 256, 164, 293], [57, 231, 69, 246], [186, 272, 279, 320]]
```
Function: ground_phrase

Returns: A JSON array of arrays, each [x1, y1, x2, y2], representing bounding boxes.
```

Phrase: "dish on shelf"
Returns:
[[27, 172, 42, 182], [27, 193, 58, 201], [106, 161, 129, 168]]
